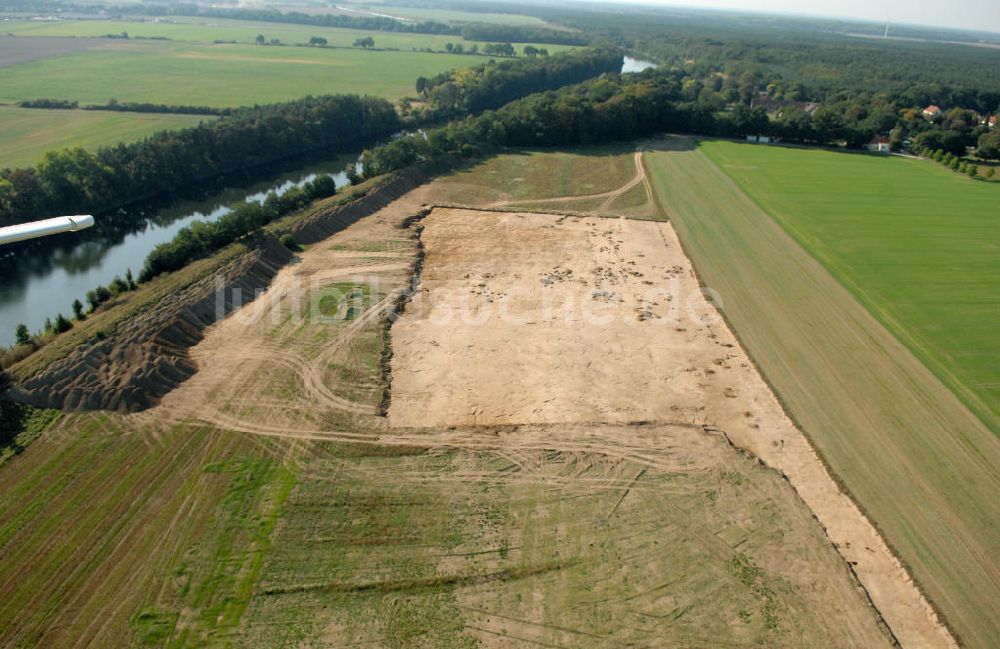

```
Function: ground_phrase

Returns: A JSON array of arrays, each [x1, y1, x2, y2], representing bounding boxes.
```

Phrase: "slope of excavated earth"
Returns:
[[8, 171, 423, 414]]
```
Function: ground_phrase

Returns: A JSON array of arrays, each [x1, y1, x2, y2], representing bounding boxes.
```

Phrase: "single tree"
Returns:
[[255, 33, 266, 46], [72, 299, 84, 320], [415, 76, 428, 96], [15, 323, 31, 347]]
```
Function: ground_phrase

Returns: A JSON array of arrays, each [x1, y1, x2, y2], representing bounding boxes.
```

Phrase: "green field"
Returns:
[[644, 138, 1000, 649], [0, 40, 479, 107], [0, 106, 211, 169], [0, 18, 578, 53], [429, 143, 639, 204], [701, 141, 1000, 431], [342, 4, 561, 27]]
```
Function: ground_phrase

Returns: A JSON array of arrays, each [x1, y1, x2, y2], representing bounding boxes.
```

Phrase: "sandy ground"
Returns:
[[390, 208, 786, 430], [389, 207, 956, 649], [148, 193, 427, 434]]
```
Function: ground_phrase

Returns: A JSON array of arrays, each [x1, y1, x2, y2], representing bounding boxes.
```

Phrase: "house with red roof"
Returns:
[[922, 105, 943, 121]]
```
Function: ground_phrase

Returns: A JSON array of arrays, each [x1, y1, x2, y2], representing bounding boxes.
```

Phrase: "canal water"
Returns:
[[0, 152, 359, 347]]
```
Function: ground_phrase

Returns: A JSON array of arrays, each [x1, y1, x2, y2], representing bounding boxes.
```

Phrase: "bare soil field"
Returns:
[[388, 207, 953, 648], [145, 191, 895, 646], [0, 152, 962, 647]]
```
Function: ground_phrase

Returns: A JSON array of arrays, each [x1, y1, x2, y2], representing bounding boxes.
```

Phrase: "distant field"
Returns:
[[0, 18, 578, 53], [0, 34, 103, 67], [644, 138, 1000, 649], [0, 106, 210, 169], [0, 40, 477, 107], [348, 4, 561, 27], [700, 140, 1000, 431]]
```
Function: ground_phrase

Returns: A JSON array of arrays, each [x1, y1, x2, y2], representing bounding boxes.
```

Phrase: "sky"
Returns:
[[617, 0, 1000, 34]]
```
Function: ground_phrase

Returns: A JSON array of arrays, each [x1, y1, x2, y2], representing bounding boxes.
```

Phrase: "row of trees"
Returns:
[[481, 43, 517, 57], [12, 268, 138, 349], [412, 47, 623, 121], [359, 70, 696, 178], [140, 175, 336, 281], [19, 97, 230, 115], [0, 94, 400, 228]]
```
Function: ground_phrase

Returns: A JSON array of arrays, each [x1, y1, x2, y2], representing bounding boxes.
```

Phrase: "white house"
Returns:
[[868, 136, 891, 154]]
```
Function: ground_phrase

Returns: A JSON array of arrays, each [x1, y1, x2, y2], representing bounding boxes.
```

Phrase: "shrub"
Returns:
[[86, 285, 113, 311], [109, 275, 129, 295], [53, 314, 72, 333], [279, 233, 300, 250], [71, 299, 84, 320]]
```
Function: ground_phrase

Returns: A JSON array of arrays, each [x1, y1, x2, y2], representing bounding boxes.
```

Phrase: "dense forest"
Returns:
[[359, 69, 699, 177], [411, 47, 622, 120]]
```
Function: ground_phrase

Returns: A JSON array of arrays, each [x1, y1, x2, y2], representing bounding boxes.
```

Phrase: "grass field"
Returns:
[[0, 40, 478, 107], [643, 138, 1000, 649], [429, 143, 642, 203], [0, 106, 211, 169], [700, 140, 1000, 431], [0, 18, 578, 54]]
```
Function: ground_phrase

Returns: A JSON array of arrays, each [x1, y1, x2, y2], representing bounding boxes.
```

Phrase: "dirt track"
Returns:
[[483, 149, 651, 213]]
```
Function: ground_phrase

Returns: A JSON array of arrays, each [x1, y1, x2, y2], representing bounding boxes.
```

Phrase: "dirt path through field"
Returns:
[[388, 207, 957, 649], [483, 149, 651, 212]]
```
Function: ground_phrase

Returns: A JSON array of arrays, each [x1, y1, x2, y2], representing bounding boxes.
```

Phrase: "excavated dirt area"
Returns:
[[389, 207, 956, 649], [390, 208, 784, 430], [137, 197, 946, 649]]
